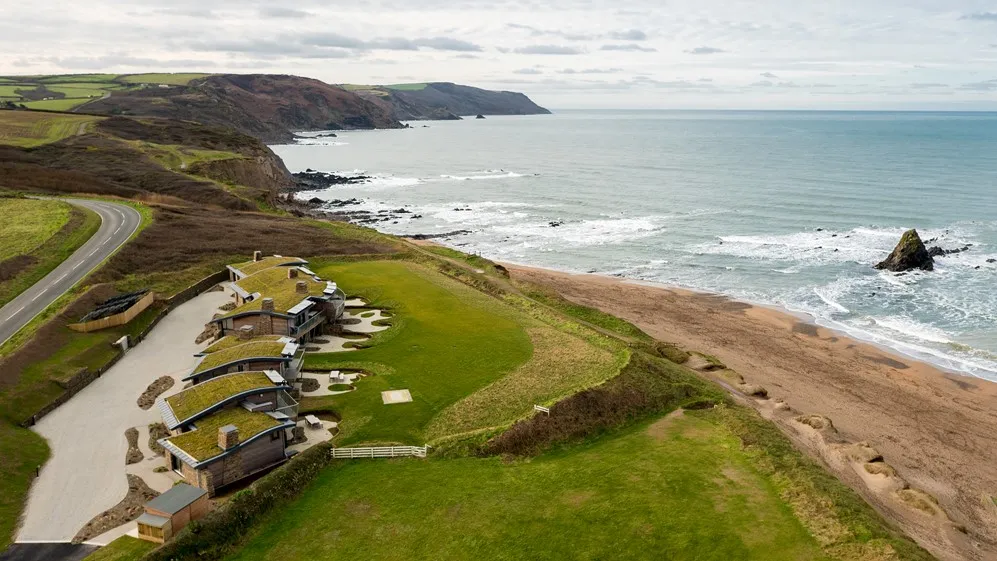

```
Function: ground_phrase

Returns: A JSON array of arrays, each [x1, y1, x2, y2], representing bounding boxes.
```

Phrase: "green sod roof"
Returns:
[[165, 407, 283, 462], [193, 341, 288, 374], [231, 256, 306, 277], [166, 372, 277, 421], [203, 335, 285, 354], [225, 267, 328, 317]]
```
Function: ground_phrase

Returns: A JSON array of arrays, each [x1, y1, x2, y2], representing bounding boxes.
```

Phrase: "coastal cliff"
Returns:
[[81, 75, 549, 143]]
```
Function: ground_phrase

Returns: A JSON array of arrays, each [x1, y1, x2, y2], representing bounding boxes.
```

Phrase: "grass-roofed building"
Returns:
[[156, 371, 298, 495], [215, 259, 346, 343], [226, 251, 308, 282], [185, 335, 302, 385]]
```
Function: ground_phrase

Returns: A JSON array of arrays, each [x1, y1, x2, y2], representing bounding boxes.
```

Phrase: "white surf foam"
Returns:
[[439, 170, 526, 181]]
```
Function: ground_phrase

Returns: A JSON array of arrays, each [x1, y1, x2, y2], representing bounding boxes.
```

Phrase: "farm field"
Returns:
[[0, 73, 210, 111], [303, 260, 626, 445], [0, 111, 99, 147], [116, 73, 211, 85], [226, 411, 829, 561]]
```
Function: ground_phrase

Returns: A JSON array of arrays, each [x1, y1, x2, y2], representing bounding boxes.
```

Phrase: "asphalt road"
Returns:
[[0, 543, 97, 561], [0, 199, 141, 347]]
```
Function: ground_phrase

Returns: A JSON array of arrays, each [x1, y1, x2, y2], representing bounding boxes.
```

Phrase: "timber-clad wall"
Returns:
[[184, 435, 286, 495], [23, 270, 228, 427], [68, 291, 156, 333]]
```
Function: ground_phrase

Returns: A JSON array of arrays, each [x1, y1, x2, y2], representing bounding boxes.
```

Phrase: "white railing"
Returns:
[[534, 404, 550, 415], [331, 445, 428, 459]]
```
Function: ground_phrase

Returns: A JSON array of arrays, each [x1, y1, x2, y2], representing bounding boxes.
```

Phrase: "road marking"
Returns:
[[55, 274, 68, 283]]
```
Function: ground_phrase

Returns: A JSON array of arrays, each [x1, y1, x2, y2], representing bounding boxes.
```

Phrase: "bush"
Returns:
[[142, 442, 333, 561]]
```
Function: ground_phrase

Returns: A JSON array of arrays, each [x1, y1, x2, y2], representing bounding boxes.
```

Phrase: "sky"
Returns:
[[2, 0, 997, 109]]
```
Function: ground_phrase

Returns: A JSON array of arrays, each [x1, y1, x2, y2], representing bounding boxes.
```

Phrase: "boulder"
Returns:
[[875, 229, 933, 272]]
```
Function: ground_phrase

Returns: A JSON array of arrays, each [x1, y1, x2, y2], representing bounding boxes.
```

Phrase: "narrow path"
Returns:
[[0, 199, 141, 347]]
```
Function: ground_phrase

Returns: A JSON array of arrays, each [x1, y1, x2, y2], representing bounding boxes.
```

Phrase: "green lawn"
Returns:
[[0, 423, 48, 550], [0, 111, 100, 147], [226, 411, 828, 561], [304, 261, 534, 445], [0, 200, 102, 308], [83, 535, 156, 560]]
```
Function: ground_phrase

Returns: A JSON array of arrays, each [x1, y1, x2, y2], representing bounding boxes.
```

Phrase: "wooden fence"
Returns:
[[68, 291, 156, 333], [534, 404, 550, 415], [330, 446, 428, 459]]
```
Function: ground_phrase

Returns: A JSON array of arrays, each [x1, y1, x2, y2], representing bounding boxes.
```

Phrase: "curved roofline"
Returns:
[[163, 384, 287, 430], [184, 355, 292, 381], [160, 420, 295, 468]]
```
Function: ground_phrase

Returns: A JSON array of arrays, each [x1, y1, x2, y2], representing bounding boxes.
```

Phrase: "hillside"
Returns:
[[345, 82, 552, 121], [81, 74, 404, 144]]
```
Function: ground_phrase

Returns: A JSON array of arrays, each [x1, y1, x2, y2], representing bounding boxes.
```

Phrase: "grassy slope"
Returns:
[[0, 112, 100, 148], [227, 412, 828, 561], [0, 198, 72, 261], [0, 423, 48, 550], [0, 201, 102, 308], [83, 536, 156, 560], [304, 261, 534, 444]]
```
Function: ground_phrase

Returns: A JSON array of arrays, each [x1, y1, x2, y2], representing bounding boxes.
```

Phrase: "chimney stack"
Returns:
[[218, 425, 239, 450], [253, 251, 262, 262], [238, 325, 255, 340], [288, 268, 298, 279], [296, 281, 308, 294], [261, 298, 275, 312]]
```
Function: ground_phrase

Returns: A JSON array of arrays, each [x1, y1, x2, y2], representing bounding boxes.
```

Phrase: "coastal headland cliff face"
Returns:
[[348, 82, 552, 121], [81, 75, 551, 143]]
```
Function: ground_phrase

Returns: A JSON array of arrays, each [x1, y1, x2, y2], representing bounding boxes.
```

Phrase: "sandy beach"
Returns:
[[508, 264, 997, 561]]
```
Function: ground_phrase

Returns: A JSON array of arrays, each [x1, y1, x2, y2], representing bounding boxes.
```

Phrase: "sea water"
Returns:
[[272, 111, 997, 380]]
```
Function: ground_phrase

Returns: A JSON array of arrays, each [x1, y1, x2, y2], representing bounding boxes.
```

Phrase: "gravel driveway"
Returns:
[[17, 290, 230, 543]]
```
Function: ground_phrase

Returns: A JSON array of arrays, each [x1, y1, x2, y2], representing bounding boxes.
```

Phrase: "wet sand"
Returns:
[[508, 264, 997, 561]]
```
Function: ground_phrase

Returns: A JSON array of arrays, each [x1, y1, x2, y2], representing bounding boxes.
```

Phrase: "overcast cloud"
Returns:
[[2, 0, 996, 109]]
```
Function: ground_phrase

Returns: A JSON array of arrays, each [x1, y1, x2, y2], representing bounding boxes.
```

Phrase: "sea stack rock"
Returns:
[[875, 229, 934, 272]]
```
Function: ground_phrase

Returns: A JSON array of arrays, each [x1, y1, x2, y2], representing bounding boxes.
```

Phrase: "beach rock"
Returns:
[[988, 259, 996, 264], [549, 220, 565, 228], [476, 114, 486, 119], [407, 230, 473, 240], [875, 229, 933, 272], [928, 245, 970, 258]]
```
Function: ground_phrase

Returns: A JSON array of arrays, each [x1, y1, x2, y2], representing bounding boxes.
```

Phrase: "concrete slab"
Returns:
[[382, 389, 413, 405], [18, 289, 230, 543], [286, 419, 335, 455]]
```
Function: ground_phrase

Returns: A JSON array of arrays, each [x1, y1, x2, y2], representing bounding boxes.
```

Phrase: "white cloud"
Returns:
[[0, 0, 995, 109]]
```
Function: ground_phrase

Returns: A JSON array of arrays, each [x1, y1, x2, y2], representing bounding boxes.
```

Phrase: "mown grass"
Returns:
[[225, 411, 829, 561], [0, 111, 100, 147], [303, 260, 534, 445], [0, 201, 102, 308], [0, 422, 48, 550], [83, 536, 156, 560]]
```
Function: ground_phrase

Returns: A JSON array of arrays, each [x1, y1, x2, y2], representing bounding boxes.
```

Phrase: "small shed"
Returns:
[[137, 483, 210, 543]]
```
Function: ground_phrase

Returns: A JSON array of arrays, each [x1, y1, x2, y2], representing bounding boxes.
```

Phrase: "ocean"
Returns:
[[271, 110, 997, 380]]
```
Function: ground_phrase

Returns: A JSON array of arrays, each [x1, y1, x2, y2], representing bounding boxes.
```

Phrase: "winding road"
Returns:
[[0, 199, 142, 347]]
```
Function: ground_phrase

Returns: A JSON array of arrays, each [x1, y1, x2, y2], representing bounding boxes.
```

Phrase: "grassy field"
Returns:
[[20, 98, 92, 111], [0, 198, 72, 261], [226, 411, 828, 561], [116, 73, 211, 85], [0, 198, 102, 308], [128, 141, 245, 171], [303, 260, 626, 445], [83, 536, 156, 560], [0, 111, 100, 147], [0, 423, 48, 550], [385, 82, 429, 91]]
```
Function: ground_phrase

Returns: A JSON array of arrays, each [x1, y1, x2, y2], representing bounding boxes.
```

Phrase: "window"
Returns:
[[271, 431, 280, 441]]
